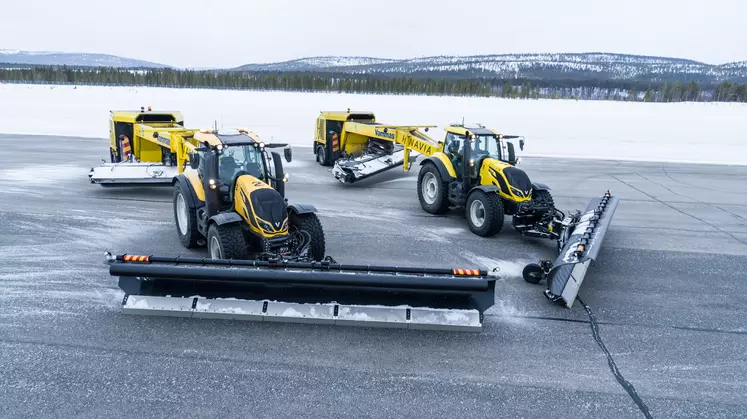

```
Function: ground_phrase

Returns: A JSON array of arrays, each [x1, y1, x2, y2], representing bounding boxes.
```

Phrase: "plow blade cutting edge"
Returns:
[[89, 163, 177, 185], [543, 192, 619, 308], [107, 254, 496, 331]]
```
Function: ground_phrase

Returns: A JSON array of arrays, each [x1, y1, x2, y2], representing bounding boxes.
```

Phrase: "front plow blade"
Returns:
[[544, 192, 619, 308], [89, 163, 177, 185], [109, 254, 496, 331]]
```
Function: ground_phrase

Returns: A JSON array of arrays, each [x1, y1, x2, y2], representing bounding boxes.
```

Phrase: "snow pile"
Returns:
[[1, 83, 746, 165]]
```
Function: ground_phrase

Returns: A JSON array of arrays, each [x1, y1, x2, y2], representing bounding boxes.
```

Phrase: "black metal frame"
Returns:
[[108, 254, 496, 315]]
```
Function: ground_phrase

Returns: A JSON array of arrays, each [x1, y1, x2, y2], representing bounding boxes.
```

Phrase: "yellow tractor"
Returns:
[[313, 111, 552, 238], [415, 123, 554, 238], [172, 128, 327, 261]]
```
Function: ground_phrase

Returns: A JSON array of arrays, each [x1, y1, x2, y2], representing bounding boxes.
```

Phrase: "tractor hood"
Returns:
[[234, 175, 289, 237], [482, 158, 533, 198]]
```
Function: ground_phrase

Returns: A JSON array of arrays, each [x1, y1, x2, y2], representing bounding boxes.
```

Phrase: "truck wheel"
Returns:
[[207, 223, 248, 260], [316, 145, 329, 166], [290, 212, 326, 261], [418, 164, 450, 214], [466, 190, 504, 237], [173, 183, 202, 248]]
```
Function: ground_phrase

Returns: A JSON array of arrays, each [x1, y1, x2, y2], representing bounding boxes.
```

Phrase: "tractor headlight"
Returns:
[[257, 218, 274, 233], [281, 218, 289, 231], [510, 186, 524, 197]]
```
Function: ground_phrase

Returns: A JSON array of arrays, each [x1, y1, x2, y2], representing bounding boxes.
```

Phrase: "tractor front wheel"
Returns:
[[290, 212, 326, 261], [207, 223, 249, 260], [465, 190, 504, 237], [532, 189, 554, 207]]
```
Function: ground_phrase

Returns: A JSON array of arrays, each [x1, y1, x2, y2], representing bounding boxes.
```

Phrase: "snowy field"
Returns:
[[1, 83, 746, 165]]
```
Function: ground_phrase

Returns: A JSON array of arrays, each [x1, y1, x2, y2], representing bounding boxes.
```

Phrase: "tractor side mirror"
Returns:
[[189, 153, 200, 170], [520, 138, 525, 151], [284, 147, 293, 163]]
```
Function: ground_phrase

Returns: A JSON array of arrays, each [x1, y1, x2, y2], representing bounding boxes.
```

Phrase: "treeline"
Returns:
[[1, 65, 746, 103]]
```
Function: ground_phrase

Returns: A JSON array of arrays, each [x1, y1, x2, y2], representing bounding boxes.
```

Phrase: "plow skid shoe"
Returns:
[[545, 192, 619, 308], [109, 255, 495, 331], [332, 147, 412, 183], [89, 163, 178, 185]]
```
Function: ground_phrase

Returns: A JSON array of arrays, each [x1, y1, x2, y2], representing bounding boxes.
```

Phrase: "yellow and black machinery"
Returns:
[[314, 111, 619, 307], [105, 126, 499, 330], [89, 107, 199, 185], [313, 110, 439, 183]]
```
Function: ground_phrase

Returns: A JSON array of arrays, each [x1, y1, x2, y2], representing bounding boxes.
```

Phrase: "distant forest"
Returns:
[[1, 65, 746, 103]]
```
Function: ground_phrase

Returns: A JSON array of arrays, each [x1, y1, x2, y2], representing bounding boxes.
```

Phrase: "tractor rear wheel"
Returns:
[[417, 164, 450, 214], [466, 190, 504, 237], [207, 223, 249, 260], [173, 183, 203, 248], [290, 212, 326, 261]]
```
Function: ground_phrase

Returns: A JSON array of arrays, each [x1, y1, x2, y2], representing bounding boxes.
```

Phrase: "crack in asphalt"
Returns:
[[612, 175, 747, 247], [486, 313, 747, 336], [660, 163, 747, 197], [576, 296, 654, 419], [641, 169, 747, 223]]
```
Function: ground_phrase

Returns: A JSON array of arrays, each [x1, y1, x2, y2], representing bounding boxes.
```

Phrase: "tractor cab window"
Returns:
[[445, 133, 466, 159], [445, 133, 467, 178], [470, 135, 501, 160], [218, 144, 265, 186]]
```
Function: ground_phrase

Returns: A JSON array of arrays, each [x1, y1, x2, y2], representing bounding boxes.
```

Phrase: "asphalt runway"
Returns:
[[1, 134, 746, 419]]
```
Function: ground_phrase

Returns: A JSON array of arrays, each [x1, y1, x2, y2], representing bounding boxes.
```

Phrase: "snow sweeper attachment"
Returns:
[[521, 191, 619, 308], [106, 253, 497, 331]]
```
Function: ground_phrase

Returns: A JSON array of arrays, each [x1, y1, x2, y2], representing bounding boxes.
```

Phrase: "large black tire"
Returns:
[[417, 163, 450, 215], [316, 145, 329, 167], [290, 212, 326, 261], [173, 183, 203, 248], [207, 223, 249, 260], [465, 190, 504, 237], [532, 189, 554, 206]]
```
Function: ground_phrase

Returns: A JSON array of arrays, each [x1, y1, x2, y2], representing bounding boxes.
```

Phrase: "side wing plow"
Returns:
[[107, 253, 496, 331], [523, 191, 619, 308]]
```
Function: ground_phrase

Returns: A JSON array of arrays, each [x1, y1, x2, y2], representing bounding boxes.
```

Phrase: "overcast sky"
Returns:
[[3, 0, 746, 68]]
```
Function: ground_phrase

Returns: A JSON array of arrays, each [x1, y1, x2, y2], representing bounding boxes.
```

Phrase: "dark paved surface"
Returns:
[[1, 134, 746, 419]]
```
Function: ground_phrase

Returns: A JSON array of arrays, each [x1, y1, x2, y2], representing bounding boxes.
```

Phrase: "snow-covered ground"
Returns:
[[1, 83, 746, 165]]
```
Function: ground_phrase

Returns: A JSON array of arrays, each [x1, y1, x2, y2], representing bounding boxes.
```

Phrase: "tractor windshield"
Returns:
[[470, 134, 502, 160], [218, 144, 266, 185]]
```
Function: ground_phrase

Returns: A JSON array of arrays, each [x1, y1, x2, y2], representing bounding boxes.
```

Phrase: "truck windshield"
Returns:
[[218, 144, 265, 185]]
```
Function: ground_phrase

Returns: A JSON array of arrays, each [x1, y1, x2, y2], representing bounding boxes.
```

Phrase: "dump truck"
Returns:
[[89, 108, 200, 185], [105, 126, 499, 331]]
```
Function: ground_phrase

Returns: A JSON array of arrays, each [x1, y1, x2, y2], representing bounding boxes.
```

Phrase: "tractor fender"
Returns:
[[419, 157, 456, 182], [532, 182, 551, 191], [174, 174, 199, 209], [468, 185, 500, 196], [287, 203, 317, 215], [209, 212, 243, 226]]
